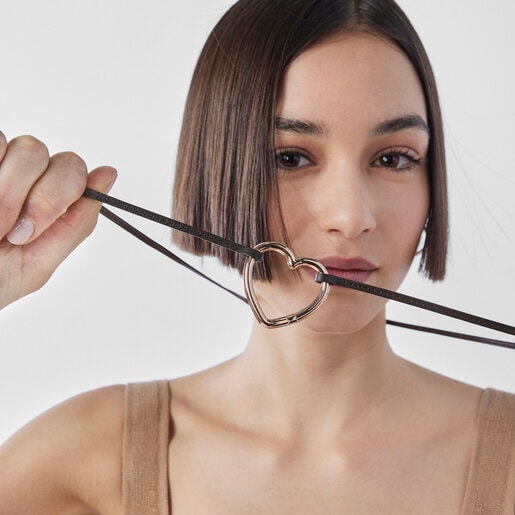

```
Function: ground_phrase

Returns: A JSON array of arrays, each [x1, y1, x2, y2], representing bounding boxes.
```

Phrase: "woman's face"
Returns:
[[255, 33, 430, 334]]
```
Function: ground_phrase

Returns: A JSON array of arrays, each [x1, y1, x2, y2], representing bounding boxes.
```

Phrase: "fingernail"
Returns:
[[6, 217, 35, 245]]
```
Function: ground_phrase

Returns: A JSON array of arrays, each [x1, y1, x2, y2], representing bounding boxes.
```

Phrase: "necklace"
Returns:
[[83, 188, 515, 350]]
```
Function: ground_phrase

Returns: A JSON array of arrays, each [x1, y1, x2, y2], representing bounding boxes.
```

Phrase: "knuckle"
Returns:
[[53, 152, 88, 191], [54, 151, 87, 173], [0, 131, 6, 151], [0, 189, 22, 232], [29, 190, 63, 219], [10, 135, 49, 163], [0, 195, 17, 215], [0, 196, 18, 229]]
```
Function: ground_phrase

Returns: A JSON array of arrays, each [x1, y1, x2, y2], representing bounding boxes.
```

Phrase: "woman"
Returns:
[[0, 0, 513, 514]]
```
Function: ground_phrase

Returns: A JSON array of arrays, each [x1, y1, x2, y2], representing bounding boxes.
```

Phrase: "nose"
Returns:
[[313, 162, 377, 239]]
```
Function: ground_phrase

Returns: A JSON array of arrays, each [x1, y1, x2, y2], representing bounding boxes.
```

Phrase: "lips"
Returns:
[[304, 256, 378, 284]]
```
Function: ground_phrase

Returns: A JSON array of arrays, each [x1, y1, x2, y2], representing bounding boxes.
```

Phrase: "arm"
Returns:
[[0, 130, 123, 513], [0, 385, 125, 515]]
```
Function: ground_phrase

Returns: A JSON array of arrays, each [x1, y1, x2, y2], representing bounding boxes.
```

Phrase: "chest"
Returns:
[[168, 432, 471, 514]]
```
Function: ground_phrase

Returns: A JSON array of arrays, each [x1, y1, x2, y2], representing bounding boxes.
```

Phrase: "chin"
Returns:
[[296, 300, 386, 336]]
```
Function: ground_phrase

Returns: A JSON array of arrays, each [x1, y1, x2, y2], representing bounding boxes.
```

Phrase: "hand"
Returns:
[[0, 131, 117, 310]]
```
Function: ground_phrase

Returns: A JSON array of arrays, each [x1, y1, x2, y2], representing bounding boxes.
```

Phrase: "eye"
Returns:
[[372, 147, 423, 172], [276, 149, 312, 170]]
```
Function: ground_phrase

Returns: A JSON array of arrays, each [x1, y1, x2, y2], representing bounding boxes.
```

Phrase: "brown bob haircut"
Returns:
[[173, 0, 448, 281]]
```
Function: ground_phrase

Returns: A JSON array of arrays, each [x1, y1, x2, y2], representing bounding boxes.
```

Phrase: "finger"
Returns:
[[59, 165, 118, 236], [0, 131, 7, 161], [0, 135, 50, 238], [6, 152, 88, 245], [0, 167, 117, 302], [22, 166, 118, 282]]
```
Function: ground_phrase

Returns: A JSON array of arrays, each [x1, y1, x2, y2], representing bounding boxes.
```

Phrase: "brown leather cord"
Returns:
[[316, 274, 515, 344], [84, 189, 515, 350], [99, 206, 248, 303], [84, 189, 263, 261], [385, 320, 515, 351]]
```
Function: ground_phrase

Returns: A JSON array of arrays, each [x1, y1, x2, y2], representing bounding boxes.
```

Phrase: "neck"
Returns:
[[229, 311, 410, 442]]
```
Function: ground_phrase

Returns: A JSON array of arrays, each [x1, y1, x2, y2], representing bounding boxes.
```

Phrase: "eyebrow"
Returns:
[[274, 117, 326, 136], [371, 114, 430, 137], [275, 114, 430, 138]]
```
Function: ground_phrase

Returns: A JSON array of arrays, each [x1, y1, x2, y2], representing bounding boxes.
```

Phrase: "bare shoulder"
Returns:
[[0, 384, 125, 515], [402, 358, 484, 409]]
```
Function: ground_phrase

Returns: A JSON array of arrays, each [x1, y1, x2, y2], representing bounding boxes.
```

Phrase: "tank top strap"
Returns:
[[461, 388, 515, 514], [122, 380, 171, 515]]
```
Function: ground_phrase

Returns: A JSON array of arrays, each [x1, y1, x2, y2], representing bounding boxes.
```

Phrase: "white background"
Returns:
[[0, 0, 514, 444]]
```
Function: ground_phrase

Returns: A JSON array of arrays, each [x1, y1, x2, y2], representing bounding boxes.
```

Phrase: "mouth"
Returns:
[[304, 256, 378, 285]]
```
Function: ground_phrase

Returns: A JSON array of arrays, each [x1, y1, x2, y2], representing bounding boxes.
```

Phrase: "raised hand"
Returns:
[[0, 131, 117, 309]]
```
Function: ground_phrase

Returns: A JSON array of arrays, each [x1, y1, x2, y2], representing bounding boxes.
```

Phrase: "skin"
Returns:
[[0, 34, 482, 514]]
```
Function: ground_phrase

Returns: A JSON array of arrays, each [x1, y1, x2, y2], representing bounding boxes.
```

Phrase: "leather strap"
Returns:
[[316, 274, 515, 342], [84, 188, 262, 261], [384, 320, 515, 351], [99, 206, 248, 304], [83, 189, 515, 350]]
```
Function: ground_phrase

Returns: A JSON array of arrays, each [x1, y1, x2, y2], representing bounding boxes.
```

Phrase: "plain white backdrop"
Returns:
[[0, 0, 514, 444]]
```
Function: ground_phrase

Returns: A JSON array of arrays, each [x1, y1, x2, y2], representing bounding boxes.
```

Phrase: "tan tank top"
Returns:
[[122, 381, 171, 515], [122, 382, 515, 515]]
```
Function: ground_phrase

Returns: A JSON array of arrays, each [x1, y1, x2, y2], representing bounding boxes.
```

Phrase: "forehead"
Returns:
[[276, 33, 427, 129]]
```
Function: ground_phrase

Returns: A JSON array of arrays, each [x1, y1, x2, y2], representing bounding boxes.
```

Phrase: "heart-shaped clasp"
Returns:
[[243, 242, 330, 328]]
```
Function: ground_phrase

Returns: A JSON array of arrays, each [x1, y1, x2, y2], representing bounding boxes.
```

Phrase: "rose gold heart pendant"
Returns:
[[243, 242, 330, 328]]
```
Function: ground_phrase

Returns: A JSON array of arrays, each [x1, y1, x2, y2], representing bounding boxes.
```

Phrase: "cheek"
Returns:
[[381, 179, 429, 258]]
